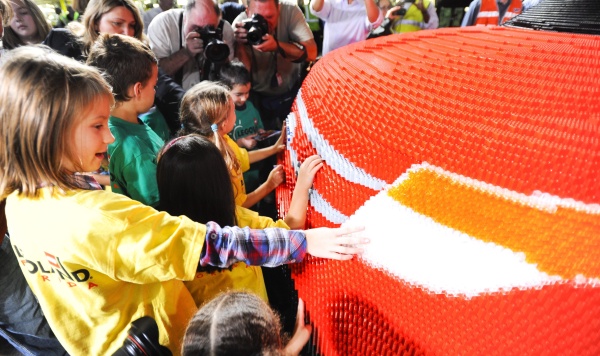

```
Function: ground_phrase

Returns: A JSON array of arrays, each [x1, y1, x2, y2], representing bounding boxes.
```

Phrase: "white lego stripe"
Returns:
[[286, 113, 349, 224], [310, 189, 348, 224], [295, 90, 387, 191], [342, 163, 600, 297]]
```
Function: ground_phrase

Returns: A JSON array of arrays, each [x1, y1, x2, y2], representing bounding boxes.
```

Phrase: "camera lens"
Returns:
[[247, 27, 264, 46], [204, 40, 230, 63], [392, 8, 406, 16]]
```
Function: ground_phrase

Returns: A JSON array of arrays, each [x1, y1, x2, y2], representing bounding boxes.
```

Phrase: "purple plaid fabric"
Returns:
[[73, 174, 104, 191], [200, 222, 307, 268]]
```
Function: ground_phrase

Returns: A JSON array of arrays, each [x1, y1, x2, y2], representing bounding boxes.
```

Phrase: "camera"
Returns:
[[112, 316, 172, 356], [241, 14, 269, 46], [391, 0, 415, 16], [195, 26, 230, 63]]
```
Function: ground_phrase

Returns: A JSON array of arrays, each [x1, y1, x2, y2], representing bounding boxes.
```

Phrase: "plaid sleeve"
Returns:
[[199, 221, 307, 268]]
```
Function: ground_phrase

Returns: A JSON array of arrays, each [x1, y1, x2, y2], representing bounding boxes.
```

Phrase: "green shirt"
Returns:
[[108, 116, 164, 207], [229, 101, 264, 141], [139, 107, 171, 142]]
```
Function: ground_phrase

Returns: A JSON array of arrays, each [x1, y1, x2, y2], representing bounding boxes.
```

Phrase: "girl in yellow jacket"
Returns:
[[156, 134, 322, 307]]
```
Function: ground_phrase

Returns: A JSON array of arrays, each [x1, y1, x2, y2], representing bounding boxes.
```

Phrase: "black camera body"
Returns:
[[195, 26, 230, 63], [112, 317, 172, 356], [391, 0, 415, 16], [241, 14, 269, 46]]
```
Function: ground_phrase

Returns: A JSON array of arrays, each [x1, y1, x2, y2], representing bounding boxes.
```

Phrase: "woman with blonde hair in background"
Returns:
[[44, 0, 144, 60], [2, 0, 50, 49]]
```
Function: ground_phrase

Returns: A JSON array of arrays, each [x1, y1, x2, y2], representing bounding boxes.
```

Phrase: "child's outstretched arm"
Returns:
[[284, 298, 312, 356], [284, 155, 323, 229], [242, 164, 284, 208], [247, 122, 287, 164], [199, 222, 367, 268]]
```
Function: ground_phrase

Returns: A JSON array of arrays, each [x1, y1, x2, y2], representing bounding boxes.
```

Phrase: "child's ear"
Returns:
[[133, 82, 143, 98]]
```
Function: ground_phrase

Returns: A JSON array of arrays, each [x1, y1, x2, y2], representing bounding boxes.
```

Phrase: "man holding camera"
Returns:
[[148, 0, 235, 90], [309, 0, 383, 55], [232, 0, 317, 130], [386, 0, 438, 33]]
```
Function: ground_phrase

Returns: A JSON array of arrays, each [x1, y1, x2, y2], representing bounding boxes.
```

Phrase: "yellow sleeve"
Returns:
[[235, 206, 290, 229]]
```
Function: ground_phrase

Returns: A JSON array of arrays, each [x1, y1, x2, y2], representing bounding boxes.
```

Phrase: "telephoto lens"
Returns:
[[112, 317, 172, 356], [196, 26, 230, 63]]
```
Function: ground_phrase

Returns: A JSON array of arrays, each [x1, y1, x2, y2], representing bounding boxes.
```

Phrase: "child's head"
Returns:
[[81, 0, 144, 52], [2, 0, 50, 49], [156, 134, 237, 227], [0, 46, 114, 198], [180, 81, 235, 136], [87, 33, 158, 112], [182, 291, 283, 356], [218, 60, 252, 107], [179, 81, 240, 174]]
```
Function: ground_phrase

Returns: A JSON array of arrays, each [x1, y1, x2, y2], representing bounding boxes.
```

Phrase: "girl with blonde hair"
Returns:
[[179, 81, 289, 209]]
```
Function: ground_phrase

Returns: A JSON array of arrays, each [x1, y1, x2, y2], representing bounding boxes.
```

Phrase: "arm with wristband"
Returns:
[[274, 36, 310, 63]]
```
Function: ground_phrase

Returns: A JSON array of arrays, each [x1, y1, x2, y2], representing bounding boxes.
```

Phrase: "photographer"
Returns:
[[386, 0, 438, 33], [310, 0, 383, 56], [148, 0, 235, 90], [232, 0, 317, 130]]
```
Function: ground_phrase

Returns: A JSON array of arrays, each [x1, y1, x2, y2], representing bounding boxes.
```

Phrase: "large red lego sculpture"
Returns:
[[277, 3, 600, 354]]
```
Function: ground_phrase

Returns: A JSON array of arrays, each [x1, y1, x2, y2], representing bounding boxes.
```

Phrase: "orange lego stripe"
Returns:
[[388, 168, 600, 279]]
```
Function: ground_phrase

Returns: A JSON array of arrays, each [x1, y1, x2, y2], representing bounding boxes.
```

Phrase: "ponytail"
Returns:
[[179, 82, 241, 175], [211, 129, 241, 176]]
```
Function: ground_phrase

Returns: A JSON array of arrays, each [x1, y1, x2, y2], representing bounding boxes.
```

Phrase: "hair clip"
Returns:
[[165, 136, 185, 151], [211, 123, 218, 132]]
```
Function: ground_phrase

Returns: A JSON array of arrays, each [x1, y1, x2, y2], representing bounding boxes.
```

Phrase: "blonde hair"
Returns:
[[2, 0, 51, 49], [0, 0, 13, 27], [179, 81, 241, 175], [72, 0, 90, 14], [0, 46, 113, 199], [80, 0, 144, 54]]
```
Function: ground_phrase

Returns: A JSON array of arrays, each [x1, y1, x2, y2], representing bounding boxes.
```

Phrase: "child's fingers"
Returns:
[[302, 155, 321, 166], [335, 236, 370, 247], [335, 225, 366, 237], [323, 252, 355, 261], [297, 298, 305, 319], [309, 162, 324, 175], [329, 244, 365, 256], [299, 155, 323, 175], [307, 157, 323, 170]]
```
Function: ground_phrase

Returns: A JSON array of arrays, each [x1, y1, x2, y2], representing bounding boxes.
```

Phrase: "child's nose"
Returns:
[[104, 128, 115, 144]]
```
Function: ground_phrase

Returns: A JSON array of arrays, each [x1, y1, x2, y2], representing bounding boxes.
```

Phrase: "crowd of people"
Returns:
[[0, 0, 544, 354]]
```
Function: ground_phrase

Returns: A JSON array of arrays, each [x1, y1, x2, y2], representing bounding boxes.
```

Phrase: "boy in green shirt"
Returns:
[[87, 34, 163, 206], [219, 60, 269, 195]]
